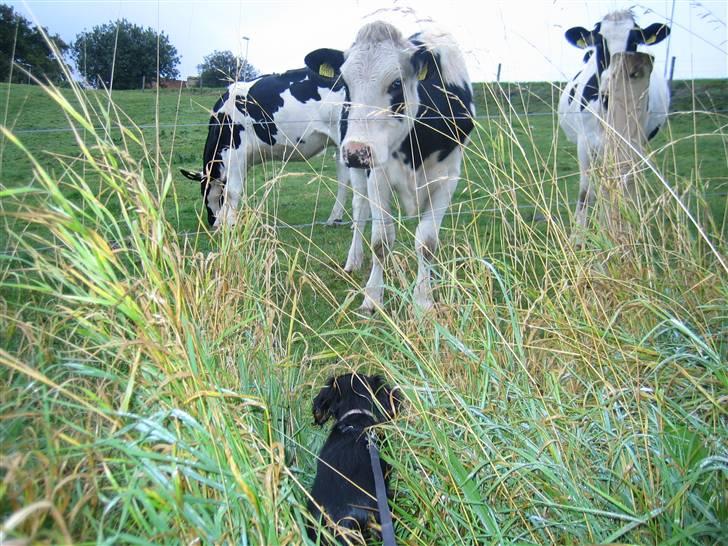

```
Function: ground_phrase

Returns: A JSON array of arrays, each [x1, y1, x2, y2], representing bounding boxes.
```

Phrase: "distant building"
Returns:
[[147, 78, 187, 89], [186, 76, 201, 88]]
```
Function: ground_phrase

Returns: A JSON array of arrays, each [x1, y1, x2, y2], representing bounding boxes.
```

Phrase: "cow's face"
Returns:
[[565, 11, 670, 71], [305, 22, 432, 169], [180, 167, 224, 227], [204, 178, 225, 227]]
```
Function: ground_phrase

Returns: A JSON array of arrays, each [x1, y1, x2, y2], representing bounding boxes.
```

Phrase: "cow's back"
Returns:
[[234, 69, 345, 151]]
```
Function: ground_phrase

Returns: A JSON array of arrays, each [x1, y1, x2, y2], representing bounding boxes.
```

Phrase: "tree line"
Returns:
[[0, 3, 258, 89]]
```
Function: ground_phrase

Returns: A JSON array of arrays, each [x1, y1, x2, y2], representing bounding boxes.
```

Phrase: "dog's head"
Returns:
[[312, 373, 401, 426]]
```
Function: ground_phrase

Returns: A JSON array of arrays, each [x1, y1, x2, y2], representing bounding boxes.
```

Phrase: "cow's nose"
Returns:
[[343, 142, 373, 169]]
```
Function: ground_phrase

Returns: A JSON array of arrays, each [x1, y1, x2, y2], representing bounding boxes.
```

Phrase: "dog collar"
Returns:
[[337, 408, 376, 423], [336, 409, 376, 432]]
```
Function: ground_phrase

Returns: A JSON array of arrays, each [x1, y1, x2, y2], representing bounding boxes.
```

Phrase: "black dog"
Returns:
[[307, 373, 400, 544]]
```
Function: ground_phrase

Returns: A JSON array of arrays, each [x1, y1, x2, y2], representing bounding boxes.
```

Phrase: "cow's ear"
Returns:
[[304, 48, 345, 80], [312, 376, 339, 425], [410, 43, 437, 81], [637, 23, 670, 45], [565, 26, 592, 49], [180, 168, 203, 182]]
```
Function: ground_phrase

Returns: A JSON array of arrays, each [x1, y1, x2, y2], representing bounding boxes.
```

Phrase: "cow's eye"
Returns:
[[388, 79, 402, 93]]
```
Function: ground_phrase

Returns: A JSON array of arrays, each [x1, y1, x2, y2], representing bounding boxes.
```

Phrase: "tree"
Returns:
[[198, 50, 258, 87], [0, 4, 69, 84], [71, 19, 180, 90]]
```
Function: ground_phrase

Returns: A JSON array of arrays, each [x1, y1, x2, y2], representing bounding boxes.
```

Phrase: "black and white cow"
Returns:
[[305, 22, 474, 312], [558, 10, 671, 229], [181, 68, 358, 227]]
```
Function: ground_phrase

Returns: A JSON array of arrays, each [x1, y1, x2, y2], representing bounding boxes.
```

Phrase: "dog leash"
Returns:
[[367, 431, 397, 546]]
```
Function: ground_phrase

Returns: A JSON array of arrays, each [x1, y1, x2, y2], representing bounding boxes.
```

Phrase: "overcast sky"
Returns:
[[12, 0, 728, 82]]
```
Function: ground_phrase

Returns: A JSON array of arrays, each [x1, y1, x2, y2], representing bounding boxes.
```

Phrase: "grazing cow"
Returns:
[[304, 21, 474, 313], [181, 69, 356, 227], [558, 10, 671, 229]]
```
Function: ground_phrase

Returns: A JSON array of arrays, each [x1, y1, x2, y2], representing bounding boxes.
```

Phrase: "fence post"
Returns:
[[600, 51, 653, 241]]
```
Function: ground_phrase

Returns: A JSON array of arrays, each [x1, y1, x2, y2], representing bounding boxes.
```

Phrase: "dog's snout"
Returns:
[[343, 142, 373, 169]]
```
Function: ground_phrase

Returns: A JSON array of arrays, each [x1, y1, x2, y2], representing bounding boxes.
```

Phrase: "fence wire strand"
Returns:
[[4, 109, 727, 135], [1, 99, 725, 254], [3, 191, 726, 256]]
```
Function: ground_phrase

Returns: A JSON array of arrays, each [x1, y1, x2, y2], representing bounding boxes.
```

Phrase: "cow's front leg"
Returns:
[[360, 170, 393, 314], [326, 156, 351, 226], [344, 168, 369, 273], [413, 173, 457, 311], [573, 137, 597, 233]]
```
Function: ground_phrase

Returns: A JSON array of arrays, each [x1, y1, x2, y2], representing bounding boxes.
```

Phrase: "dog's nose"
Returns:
[[343, 142, 373, 169]]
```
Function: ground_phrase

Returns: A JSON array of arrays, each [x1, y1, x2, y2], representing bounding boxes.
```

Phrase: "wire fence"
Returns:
[[3, 191, 726, 256], [1, 100, 725, 254], [4, 109, 727, 136], [0, 200, 557, 255]]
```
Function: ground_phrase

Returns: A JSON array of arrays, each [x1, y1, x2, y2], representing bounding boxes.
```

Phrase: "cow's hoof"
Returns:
[[414, 300, 436, 314], [355, 305, 377, 318], [214, 219, 236, 230], [343, 258, 363, 273], [569, 232, 586, 250]]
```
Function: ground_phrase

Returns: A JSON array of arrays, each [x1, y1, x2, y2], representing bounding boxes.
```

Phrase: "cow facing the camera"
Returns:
[[181, 69, 354, 228], [305, 21, 474, 313], [558, 10, 671, 229]]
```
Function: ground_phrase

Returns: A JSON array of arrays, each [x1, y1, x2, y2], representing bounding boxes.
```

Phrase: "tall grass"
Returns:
[[1, 73, 726, 545]]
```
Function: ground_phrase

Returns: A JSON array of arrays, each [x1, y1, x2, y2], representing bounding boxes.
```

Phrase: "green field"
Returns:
[[1, 79, 726, 545]]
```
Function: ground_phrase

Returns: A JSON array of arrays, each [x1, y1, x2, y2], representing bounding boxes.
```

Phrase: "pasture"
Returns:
[[1, 78, 726, 544]]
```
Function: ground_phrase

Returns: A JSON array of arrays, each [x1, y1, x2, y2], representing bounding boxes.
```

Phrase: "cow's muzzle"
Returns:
[[343, 142, 373, 169]]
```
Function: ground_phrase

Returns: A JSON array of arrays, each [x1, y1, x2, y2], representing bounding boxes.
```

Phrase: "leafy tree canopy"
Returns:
[[71, 19, 180, 90], [0, 4, 69, 84], [197, 50, 258, 87]]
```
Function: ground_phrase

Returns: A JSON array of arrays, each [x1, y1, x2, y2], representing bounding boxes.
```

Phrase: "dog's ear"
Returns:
[[371, 375, 401, 420], [312, 376, 338, 425]]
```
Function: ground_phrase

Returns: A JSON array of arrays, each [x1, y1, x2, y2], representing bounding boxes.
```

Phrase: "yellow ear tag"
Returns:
[[645, 35, 657, 44], [417, 64, 428, 81], [319, 63, 334, 79], [576, 38, 587, 48]]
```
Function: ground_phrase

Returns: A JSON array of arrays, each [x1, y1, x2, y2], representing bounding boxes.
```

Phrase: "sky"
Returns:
[[11, 0, 728, 82]]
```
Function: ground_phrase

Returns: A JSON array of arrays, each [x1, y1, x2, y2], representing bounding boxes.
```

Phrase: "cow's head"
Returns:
[[565, 10, 670, 71], [180, 168, 224, 227], [304, 21, 436, 169]]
